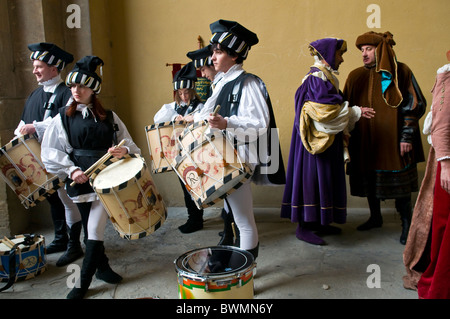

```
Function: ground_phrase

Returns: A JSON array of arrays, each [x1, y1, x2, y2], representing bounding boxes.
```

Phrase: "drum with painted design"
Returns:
[[90, 154, 167, 240], [175, 246, 256, 299], [173, 121, 252, 209], [0, 234, 47, 283], [145, 121, 187, 173], [0, 135, 63, 208]]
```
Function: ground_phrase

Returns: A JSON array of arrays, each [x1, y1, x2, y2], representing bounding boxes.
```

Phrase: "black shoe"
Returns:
[[247, 243, 259, 261], [357, 217, 383, 231], [46, 220, 68, 254], [178, 219, 203, 233], [96, 266, 123, 284], [56, 221, 84, 267], [95, 245, 122, 284]]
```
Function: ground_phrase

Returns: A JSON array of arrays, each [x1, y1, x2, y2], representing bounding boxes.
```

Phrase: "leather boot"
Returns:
[[95, 244, 122, 284], [178, 209, 204, 233], [247, 243, 259, 261], [46, 220, 68, 254], [218, 209, 235, 246], [56, 221, 84, 267], [178, 181, 204, 233], [357, 195, 383, 231], [396, 197, 412, 245], [67, 240, 103, 299]]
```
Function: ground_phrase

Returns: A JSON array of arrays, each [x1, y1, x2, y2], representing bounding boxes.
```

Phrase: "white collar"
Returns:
[[76, 103, 96, 120], [39, 75, 63, 93], [220, 64, 245, 83], [437, 63, 450, 74]]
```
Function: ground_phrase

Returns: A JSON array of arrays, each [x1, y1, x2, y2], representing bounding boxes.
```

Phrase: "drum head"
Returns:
[[92, 155, 144, 190], [175, 246, 254, 280]]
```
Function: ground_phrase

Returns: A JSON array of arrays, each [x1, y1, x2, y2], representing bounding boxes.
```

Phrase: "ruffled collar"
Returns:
[[437, 64, 450, 74], [39, 75, 63, 93]]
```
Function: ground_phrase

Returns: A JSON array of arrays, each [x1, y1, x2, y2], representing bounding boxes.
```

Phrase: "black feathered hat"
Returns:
[[28, 42, 74, 71], [173, 62, 197, 91], [65, 56, 104, 94], [209, 19, 259, 60]]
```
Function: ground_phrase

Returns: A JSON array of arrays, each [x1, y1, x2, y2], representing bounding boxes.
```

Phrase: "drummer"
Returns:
[[153, 62, 205, 234], [186, 46, 237, 246], [13, 42, 83, 267], [41, 56, 140, 299], [187, 45, 222, 100], [193, 20, 286, 259]]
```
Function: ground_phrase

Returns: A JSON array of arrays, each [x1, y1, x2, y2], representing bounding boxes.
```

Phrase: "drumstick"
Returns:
[[70, 139, 126, 187], [185, 108, 200, 116], [2, 236, 15, 249], [202, 105, 221, 134]]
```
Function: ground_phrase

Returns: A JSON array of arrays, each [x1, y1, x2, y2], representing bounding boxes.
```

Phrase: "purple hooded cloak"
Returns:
[[281, 38, 347, 226]]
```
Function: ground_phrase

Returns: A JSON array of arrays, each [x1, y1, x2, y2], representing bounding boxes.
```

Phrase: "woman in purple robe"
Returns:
[[281, 38, 374, 245]]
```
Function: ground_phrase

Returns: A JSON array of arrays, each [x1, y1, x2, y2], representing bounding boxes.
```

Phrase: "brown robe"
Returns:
[[343, 62, 426, 198]]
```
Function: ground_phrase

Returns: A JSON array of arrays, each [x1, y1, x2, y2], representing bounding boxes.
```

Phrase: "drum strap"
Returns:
[[43, 83, 66, 120], [0, 235, 36, 292]]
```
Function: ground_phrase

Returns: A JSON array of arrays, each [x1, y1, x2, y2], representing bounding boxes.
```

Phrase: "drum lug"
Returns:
[[195, 167, 204, 176], [221, 159, 229, 167]]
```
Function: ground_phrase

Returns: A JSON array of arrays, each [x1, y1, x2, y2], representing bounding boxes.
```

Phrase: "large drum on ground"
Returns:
[[174, 121, 252, 209], [145, 121, 186, 173], [90, 154, 167, 240], [0, 235, 47, 286], [175, 246, 256, 299], [0, 135, 63, 208]]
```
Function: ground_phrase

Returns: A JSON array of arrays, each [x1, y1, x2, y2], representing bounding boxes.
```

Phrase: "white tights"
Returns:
[[224, 180, 258, 250], [84, 200, 109, 241], [57, 188, 81, 227]]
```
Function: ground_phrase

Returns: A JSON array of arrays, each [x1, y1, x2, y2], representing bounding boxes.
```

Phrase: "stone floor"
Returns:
[[0, 206, 418, 301]]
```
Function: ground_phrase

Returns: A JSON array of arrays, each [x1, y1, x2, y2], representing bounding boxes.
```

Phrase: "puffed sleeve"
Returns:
[[112, 112, 141, 155], [41, 114, 79, 180]]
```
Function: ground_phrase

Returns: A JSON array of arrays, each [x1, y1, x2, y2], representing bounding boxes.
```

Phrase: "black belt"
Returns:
[[72, 149, 107, 157]]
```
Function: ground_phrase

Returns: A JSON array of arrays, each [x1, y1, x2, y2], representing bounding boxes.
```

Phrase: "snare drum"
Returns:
[[174, 121, 252, 209], [145, 121, 186, 173], [0, 234, 47, 284], [0, 135, 63, 208], [91, 154, 167, 240], [175, 246, 256, 299]]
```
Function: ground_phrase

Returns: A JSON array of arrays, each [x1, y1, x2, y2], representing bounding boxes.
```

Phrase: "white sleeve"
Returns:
[[33, 117, 54, 143], [153, 102, 178, 123], [41, 114, 79, 180], [112, 112, 141, 155], [226, 77, 270, 142], [13, 120, 25, 137]]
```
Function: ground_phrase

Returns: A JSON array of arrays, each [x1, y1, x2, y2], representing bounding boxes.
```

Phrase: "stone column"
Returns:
[[0, 0, 93, 236]]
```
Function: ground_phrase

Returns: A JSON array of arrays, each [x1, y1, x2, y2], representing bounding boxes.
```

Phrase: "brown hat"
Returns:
[[356, 31, 402, 107], [355, 31, 396, 49]]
